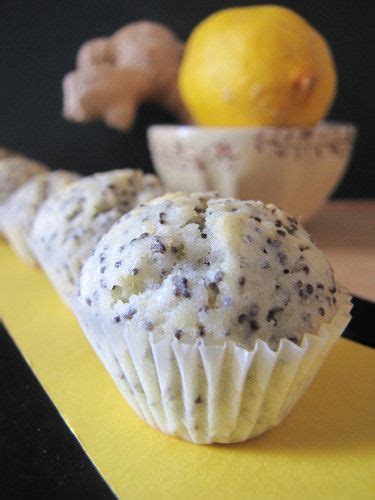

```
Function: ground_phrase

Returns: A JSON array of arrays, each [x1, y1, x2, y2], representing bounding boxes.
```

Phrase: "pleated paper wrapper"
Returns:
[[1, 217, 35, 265], [28, 238, 76, 308], [72, 288, 352, 444]]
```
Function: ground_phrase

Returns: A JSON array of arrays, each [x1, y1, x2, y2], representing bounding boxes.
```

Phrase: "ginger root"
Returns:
[[63, 21, 190, 131]]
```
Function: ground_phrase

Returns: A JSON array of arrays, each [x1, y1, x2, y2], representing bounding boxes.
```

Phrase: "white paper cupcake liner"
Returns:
[[0, 206, 5, 238], [2, 220, 36, 265], [29, 238, 75, 307], [72, 287, 352, 444]]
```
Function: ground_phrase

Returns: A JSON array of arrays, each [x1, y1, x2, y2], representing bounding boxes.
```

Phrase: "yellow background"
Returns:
[[0, 240, 374, 499]]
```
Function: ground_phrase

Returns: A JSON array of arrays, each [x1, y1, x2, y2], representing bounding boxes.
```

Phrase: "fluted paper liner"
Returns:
[[28, 237, 75, 307], [1, 220, 35, 265], [72, 288, 352, 444]]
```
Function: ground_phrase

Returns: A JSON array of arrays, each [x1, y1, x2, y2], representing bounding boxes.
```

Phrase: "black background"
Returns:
[[0, 1, 374, 497], [0, 0, 374, 197]]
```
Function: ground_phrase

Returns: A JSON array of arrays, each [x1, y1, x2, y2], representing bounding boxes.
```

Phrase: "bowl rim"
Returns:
[[148, 121, 357, 137]]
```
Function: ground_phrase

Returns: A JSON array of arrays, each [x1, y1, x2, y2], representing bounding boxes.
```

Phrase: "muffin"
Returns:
[[137, 173, 165, 205], [1, 170, 80, 265], [74, 192, 352, 444], [30, 170, 163, 306], [0, 156, 48, 234]]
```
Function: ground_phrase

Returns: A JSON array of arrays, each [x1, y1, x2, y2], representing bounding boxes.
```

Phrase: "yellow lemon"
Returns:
[[178, 5, 337, 127]]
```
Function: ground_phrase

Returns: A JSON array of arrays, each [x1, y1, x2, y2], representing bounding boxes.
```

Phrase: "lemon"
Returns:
[[178, 5, 337, 127]]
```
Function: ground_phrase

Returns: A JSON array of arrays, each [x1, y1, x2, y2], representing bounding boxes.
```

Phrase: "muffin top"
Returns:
[[137, 173, 165, 205], [78, 192, 338, 350], [31, 169, 163, 300], [3, 170, 80, 233], [0, 156, 48, 205]]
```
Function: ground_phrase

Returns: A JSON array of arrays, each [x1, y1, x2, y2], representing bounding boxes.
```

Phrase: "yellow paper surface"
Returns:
[[1, 240, 374, 499]]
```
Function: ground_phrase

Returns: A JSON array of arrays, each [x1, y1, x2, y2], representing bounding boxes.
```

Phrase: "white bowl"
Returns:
[[147, 122, 357, 221]]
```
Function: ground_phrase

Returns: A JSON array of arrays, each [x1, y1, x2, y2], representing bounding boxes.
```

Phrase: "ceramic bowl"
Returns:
[[147, 122, 357, 221]]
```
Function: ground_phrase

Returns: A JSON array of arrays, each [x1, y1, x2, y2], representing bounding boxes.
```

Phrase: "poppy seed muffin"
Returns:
[[2, 170, 80, 265], [137, 173, 166, 205], [74, 192, 350, 444], [0, 156, 48, 234], [79, 192, 338, 350], [0, 156, 48, 206], [30, 169, 163, 305]]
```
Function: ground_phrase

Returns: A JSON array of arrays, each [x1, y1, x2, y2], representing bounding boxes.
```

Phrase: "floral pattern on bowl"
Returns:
[[147, 123, 356, 221]]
